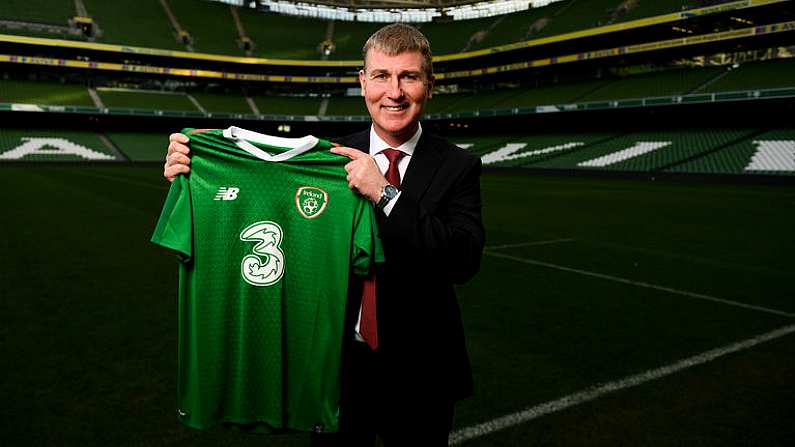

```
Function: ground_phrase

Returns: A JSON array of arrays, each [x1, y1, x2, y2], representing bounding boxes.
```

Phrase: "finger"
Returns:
[[167, 140, 190, 157], [167, 152, 191, 168], [169, 133, 189, 144], [330, 146, 367, 160], [164, 164, 190, 181]]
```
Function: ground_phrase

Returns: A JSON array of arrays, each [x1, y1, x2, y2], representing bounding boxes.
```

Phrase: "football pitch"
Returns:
[[1, 165, 793, 446]]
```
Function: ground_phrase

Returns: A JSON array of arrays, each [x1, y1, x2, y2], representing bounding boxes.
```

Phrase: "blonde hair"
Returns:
[[362, 23, 433, 80]]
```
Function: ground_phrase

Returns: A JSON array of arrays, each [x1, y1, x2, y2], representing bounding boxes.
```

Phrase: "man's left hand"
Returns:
[[330, 146, 388, 203]]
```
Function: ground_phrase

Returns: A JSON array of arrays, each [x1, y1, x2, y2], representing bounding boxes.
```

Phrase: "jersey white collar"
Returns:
[[223, 126, 319, 162]]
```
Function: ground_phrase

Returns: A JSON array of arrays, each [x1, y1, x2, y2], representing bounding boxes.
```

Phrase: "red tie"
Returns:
[[360, 148, 404, 350]]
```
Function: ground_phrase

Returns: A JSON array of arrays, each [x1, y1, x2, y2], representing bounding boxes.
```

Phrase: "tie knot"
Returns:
[[381, 148, 404, 164]]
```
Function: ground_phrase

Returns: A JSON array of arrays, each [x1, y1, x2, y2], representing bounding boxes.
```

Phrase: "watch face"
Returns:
[[384, 185, 398, 199]]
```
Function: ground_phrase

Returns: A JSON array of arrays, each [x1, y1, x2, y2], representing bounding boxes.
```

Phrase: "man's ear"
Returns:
[[427, 74, 435, 98], [359, 69, 366, 96]]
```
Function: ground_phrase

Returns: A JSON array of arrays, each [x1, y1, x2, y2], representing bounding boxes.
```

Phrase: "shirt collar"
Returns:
[[368, 122, 422, 157]]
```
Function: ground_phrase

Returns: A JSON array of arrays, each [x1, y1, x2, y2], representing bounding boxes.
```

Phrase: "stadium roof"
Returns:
[[217, 0, 555, 22], [291, 0, 491, 6]]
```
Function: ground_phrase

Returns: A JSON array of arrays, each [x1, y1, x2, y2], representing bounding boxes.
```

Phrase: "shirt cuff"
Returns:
[[381, 191, 401, 216]]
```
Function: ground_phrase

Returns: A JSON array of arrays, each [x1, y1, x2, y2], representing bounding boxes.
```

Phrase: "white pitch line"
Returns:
[[486, 238, 575, 250], [485, 251, 795, 319], [449, 323, 795, 445]]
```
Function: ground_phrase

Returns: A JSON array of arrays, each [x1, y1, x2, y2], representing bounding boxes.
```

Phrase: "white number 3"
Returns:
[[239, 221, 285, 286]]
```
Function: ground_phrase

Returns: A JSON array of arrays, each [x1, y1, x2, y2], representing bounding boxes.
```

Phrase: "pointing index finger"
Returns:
[[330, 146, 367, 160]]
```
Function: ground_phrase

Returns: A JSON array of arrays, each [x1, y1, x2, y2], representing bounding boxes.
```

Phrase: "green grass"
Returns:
[[1, 166, 793, 446]]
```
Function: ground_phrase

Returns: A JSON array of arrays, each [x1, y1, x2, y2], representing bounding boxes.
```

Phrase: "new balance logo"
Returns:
[[214, 187, 240, 201]]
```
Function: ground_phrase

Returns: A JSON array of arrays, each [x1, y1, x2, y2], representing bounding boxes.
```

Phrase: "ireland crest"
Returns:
[[295, 186, 328, 219]]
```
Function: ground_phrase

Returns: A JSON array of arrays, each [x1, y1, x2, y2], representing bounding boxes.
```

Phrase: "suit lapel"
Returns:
[[339, 130, 369, 155], [400, 132, 442, 202]]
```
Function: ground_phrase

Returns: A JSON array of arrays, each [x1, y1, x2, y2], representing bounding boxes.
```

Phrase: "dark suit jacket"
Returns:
[[337, 128, 485, 401]]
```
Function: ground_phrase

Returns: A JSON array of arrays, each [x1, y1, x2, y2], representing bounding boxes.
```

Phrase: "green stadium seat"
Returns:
[[82, 0, 182, 50], [457, 132, 617, 167], [0, 79, 94, 107], [1, 0, 76, 26], [106, 131, 168, 161], [252, 95, 322, 116], [168, 0, 243, 55], [324, 96, 366, 116], [700, 58, 795, 93], [191, 91, 253, 114], [529, 129, 756, 171], [0, 128, 118, 161], [238, 9, 327, 60], [666, 129, 795, 176], [97, 89, 198, 112]]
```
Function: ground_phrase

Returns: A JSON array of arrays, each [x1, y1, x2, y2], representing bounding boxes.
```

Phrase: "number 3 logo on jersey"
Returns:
[[239, 221, 285, 286]]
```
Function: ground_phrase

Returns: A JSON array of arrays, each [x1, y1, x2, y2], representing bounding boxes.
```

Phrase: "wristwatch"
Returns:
[[376, 184, 399, 210]]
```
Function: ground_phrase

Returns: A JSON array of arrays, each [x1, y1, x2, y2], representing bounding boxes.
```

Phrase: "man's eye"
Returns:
[[373, 73, 388, 80]]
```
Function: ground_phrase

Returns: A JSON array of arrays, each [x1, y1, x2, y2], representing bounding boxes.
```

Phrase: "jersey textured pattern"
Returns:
[[151, 127, 383, 433]]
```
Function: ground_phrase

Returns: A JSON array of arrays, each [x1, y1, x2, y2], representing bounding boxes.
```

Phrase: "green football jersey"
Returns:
[[151, 126, 383, 433]]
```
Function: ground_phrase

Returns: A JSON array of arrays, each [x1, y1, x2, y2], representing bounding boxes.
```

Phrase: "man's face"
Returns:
[[359, 49, 433, 146]]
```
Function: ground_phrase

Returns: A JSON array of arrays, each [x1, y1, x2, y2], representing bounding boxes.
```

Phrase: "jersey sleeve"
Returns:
[[350, 199, 384, 276], [151, 175, 193, 262]]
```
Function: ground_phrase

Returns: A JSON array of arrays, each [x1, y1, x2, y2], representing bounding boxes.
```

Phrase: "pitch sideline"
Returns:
[[485, 250, 795, 318], [448, 323, 795, 445]]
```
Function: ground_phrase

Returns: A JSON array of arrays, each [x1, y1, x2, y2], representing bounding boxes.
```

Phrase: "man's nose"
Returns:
[[387, 77, 403, 99]]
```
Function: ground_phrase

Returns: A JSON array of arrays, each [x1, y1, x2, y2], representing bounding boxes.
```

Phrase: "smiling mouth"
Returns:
[[381, 104, 408, 112]]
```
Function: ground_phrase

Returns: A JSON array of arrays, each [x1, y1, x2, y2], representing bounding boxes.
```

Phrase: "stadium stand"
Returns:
[[667, 129, 795, 175], [324, 96, 366, 116], [1, 0, 77, 27], [1, 0, 726, 58], [457, 132, 620, 167], [168, 0, 243, 55], [81, 0, 182, 50], [580, 67, 725, 101], [97, 88, 199, 112], [106, 131, 169, 161], [525, 0, 625, 39], [251, 95, 321, 116], [329, 20, 383, 60], [424, 93, 468, 114], [472, 2, 570, 50], [417, 16, 500, 55], [238, 8, 328, 59], [0, 78, 94, 107], [190, 90, 253, 114], [616, 0, 697, 23], [426, 81, 611, 115], [699, 58, 795, 93], [0, 128, 118, 161], [524, 129, 757, 171], [506, 80, 610, 106], [0, 0, 84, 41]]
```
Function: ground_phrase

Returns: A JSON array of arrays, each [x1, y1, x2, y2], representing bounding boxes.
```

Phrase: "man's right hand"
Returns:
[[164, 133, 191, 182]]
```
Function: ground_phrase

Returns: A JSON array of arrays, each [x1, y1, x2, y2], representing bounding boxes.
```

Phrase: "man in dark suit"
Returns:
[[164, 23, 484, 446]]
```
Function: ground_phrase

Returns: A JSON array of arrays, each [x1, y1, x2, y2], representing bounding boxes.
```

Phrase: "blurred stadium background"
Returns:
[[1, 0, 793, 445]]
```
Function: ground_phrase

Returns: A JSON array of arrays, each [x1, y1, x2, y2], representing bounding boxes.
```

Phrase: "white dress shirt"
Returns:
[[354, 123, 422, 339]]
